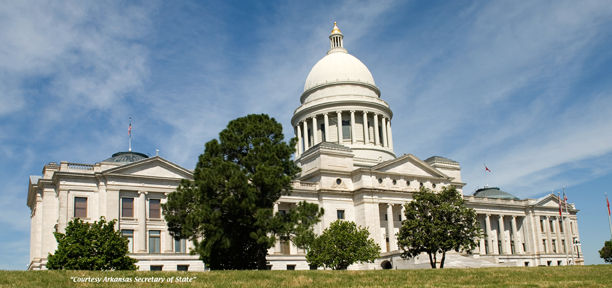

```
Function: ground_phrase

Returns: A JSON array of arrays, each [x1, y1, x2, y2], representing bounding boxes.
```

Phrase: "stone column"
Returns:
[[400, 204, 406, 222], [498, 215, 506, 254], [545, 216, 552, 253], [479, 215, 486, 255], [485, 214, 493, 254], [336, 111, 343, 144], [296, 124, 302, 156], [373, 114, 380, 146], [312, 116, 318, 145], [138, 191, 147, 252], [302, 120, 309, 151], [273, 202, 280, 254], [555, 216, 562, 254], [324, 113, 330, 143], [381, 117, 388, 148], [350, 110, 356, 144], [362, 111, 369, 144], [386, 204, 396, 252], [387, 119, 393, 149], [511, 216, 520, 254]]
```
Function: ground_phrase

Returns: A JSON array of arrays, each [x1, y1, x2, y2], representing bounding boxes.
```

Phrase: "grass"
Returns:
[[1, 265, 611, 288]]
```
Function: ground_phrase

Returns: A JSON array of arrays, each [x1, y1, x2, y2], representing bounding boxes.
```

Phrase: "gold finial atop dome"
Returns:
[[331, 21, 342, 35]]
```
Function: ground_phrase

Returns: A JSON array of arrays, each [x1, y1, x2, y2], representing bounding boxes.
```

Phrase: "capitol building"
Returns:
[[27, 23, 583, 271]]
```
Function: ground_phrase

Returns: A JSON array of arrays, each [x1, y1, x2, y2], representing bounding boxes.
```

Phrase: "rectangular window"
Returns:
[[524, 261, 529, 267], [552, 239, 557, 253], [337, 210, 345, 220], [280, 240, 290, 255], [497, 240, 502, 254], [484, 238, 489, 254], [286, 265, 296, 270], [549, 219, 555, 232], [540, 217, 545, 232], [543, 240, 547, 253], [149, 199, 161, 219], [175, 238, 186, 253], [342, 120, 351, 140], [121, 230, 134, 253], [149, 230, 160, 253], [74, 197, 87, 218], [177, 265, 189, 271], [562, 240, 566, 253], [121, 198, 134, 218], [559, 220, 564, 233], [320, 124, 326, 142], [511, 240, 515, 254], [557, 260, 562, 266], [150, 265, 162, 271]]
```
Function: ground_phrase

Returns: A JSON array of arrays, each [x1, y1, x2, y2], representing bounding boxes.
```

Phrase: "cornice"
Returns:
[[301, 81, 381, 102]]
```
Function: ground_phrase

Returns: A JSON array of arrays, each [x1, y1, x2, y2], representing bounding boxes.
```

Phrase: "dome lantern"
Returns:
[[328, 22, 347, 54]]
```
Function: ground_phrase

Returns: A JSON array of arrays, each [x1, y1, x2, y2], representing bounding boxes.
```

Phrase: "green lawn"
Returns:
[[1, 265, 610, 288]]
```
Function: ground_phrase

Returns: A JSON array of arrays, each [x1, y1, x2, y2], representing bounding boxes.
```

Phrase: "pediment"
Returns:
[[102, 157, 193, 179], [372, 154, 449, 179], [535, 194, 562, 208]]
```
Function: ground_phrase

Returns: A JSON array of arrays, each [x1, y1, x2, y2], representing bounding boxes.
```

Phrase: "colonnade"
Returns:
[[295, 110, 393, 156], [480, 214, 525, 255]]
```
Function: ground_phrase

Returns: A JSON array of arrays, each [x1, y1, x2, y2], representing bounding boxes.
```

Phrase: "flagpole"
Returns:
[[564, 188, 574, 265], [607, 192, 612, 240], [561, 188, 569, 265], [128, 117, 132, 152]]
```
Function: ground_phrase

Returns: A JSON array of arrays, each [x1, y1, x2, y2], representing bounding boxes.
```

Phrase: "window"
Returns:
[[286, 264, 296, 270], [392, 179, 397, 185], [150, 265, 162, 271], [543, 240, 547, 253], [74, 197, 87, 218], [547, 261, 552, 266], [337, 210, 345, 220], [149, 230, 160, 253], [309, 264, 318, 270], [384, 213, 388, 221], [552, 239, 557, 253], [511, 240, 515, 254], [175, 238, 186, 253], [121, 230, 134, 253], [121, 198, 134, 218], [177, 265, 189, 271], [280, 239, 290, 255], [562, 240, 566, 253], [320, 124, 326, 142], [149, 199, 161, 219], [524, 261, 529, 267], [342, 120, 351, 140], [336, 178, 342, 185], [557, 260, 562, 266], [560, 220, 564, 233], [484, 239, 489, 254], [540, 218, 545, 232], [549, 219, 555, 232], [497, 240, 502, 254]]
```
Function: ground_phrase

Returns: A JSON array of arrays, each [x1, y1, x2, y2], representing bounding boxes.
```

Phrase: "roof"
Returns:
[[102, 151, 149, 163], [425, 156, 458, 165], [473, 187, 520, 200]]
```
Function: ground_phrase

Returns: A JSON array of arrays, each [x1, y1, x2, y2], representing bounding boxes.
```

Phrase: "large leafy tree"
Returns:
[[397, 186, 481, 269], [47, 217, 136, 270], [600, 240, 612, 263], [163, 114, 323, 270], [306, 220, 380, 270]]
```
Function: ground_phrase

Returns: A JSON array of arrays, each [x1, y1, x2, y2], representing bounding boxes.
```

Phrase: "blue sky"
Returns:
[[1, 0, 612, 269]]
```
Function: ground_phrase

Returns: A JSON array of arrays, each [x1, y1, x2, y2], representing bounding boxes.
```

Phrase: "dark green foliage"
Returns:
[[306, 220, 380, 270], [162, 114, 322, 270], [397, 186, 481, 269], [47, 217, 136, 270], [600, 240, 612, 263]]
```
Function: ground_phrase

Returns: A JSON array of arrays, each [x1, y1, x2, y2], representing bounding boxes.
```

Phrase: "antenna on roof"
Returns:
[[128, 117, 133, 152]]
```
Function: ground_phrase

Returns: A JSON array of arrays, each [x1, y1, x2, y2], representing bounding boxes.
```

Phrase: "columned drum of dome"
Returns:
[[292, 22, 395, 166]]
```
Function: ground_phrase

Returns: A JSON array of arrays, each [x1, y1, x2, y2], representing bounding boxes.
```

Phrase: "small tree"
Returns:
[[47, 217, 136, 270], [397, 186, 481, 269], [600, 240, 612, 263], [306, 220, 380, 270]]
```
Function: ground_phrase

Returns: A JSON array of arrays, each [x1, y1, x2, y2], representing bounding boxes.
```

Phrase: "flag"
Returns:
[[563, 191, 568, 212], [128, 119, 132, 136], [484, 165, 491, 173], [607, 194, 611, 216]]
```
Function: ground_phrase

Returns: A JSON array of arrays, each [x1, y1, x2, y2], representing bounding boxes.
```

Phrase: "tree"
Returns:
[[397, 186, 481, 269], [600, 240, 612, 263], [162, 114, 323, 270], [47, 217, 136, 270], [306, 220, 380, 270]]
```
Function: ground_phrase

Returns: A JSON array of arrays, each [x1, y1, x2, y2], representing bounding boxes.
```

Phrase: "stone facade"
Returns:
[[27, 154, 205, 271]]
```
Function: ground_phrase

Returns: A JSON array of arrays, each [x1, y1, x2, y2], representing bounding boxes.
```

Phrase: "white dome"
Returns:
[[304, 52, 376, 92]]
